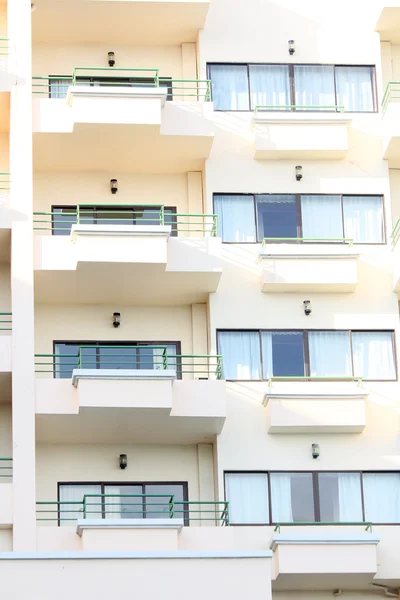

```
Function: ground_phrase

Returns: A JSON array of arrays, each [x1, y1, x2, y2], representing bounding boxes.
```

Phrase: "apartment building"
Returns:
[[0, 0, 400, 597]]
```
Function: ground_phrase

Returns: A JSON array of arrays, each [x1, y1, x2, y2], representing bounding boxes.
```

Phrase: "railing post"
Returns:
[[160, 205, 164, 226], [83, 496, 87, 519], [169, 495, 174, 519], [77, 205, 80, 225], [162, 347, 168, 370], [78, 347, 82, 369]]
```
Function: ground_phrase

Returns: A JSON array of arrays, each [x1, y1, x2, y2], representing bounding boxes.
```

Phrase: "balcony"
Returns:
[[252, 105, 351, 160], [262, 379, 368, 434], [32, 0, 211, 45], [34, 207, 222, 303], [32, 70, 214, 171], [391, 218, 400, 292], [270, 523, 379, 590], [35, 346, 227, 443], [0, 173, 11, 234], [376, 3, 400, 43], [0, 314, 12, 400], [0, 39, 16, 92], [259, 240, 359, 293], [381, 83, 400, 166], [0, 458, 12, 527]]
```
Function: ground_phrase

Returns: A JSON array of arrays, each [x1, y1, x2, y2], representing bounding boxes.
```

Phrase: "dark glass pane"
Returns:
[[94, 207, 133, 226], [54, 343, 80, 379], [104, 485, 143, 519], [290, 473, 314, 521], [98, 346, 137, 370], [164, 208, 177, 236], [78, 347, 97, 370], [144, 484, 184, 519], [272, 332, 305, 377], [256, 195, 297, 241], [135, 207, 163, 226], [52, 207, 78, 236], [79, 208, 96, 226]]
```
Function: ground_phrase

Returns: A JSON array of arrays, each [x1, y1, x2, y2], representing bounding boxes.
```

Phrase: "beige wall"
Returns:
[[0, 132, 9, 171], [0, 404, 11, 456]]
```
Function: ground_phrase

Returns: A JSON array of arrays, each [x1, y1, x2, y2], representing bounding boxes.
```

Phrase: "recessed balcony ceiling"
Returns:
[[376, 5, 400, 43]]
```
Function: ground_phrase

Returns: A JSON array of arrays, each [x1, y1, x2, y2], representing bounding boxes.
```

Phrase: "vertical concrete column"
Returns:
[[197, 443, 215, 526], [380, 42, 393, 95], [181, 42, 197, 101], [191, 303, 208, 355], [187, 171, 204, 237], [8, 0, 36, 550]]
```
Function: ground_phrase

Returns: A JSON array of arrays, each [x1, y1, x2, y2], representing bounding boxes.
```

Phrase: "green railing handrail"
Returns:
[[33, 207, 218, 236], [0, 172, 10, 191], [0, 38, 9, 57], [268, 376, 363, 387], [274, 521, 373, 533], [391, 216, 400, 249], [0, 457, 12, 478], [254, 104, 345, 113], [34, 348, 223, 379], [0, 312, 11, 331], [72, 66, 160, 87], [262, 237, 354, 248], [382, 81, 400, 114]]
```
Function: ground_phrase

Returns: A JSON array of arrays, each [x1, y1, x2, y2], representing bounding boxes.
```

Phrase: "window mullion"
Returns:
[[313, 473, 321, 522], [259, 329, 265, 380], [303, 331, 310, 376], [247, 64, 251, 111], [296, 195, 302, 239], [349, 331, 355, 377], [289, 65, 295, 110]]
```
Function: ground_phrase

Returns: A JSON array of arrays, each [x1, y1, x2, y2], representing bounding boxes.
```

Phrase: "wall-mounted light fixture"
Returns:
[[108, 51, 115, 67], [295, 165, 303, 181], [31, 3, 36, 11], [110, 178, 118, 194], [113, 312, 121, 328], [119, 454, 128, 469], [303, 300, 312, 316], [312, 443, 320, 459], [288, 40, 295, 55]]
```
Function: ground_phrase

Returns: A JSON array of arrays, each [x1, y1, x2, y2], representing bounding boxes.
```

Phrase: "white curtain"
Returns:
[[249, 65, 290, 110], [335, 66, 374, 112], [50, 78, 71, 99], [270, 473, 293, 522], [261, 332, 273, 379], [294, 65, 335, 109], [218, 331, 261, 380], [59, 484, 101, 526], [352, 332, 395, 380], [104, 486, 122, 519], [225, 473, 269, 524], [153, 344, 176, 371], [337, 473, 363, 521], [209, 65, 249, 110], [363, 473, 400, 523], [309, 331, 352, 377], [214, 195, 256, 242], [301, 196, 343, 240], [343, 196, 384, 243]]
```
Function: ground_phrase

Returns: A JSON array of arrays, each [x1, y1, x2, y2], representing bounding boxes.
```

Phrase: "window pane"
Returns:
[[49, 77, 71, 99], [54, 343, 80, 379], [78, 346, 98, 370], [104, 485, 143, 519], [59, 484, 101, 524], [352, 332, 395, 380], [95, 207, 134, 226], [318, 473, 363, 522], [225, 473, 269, 524], [363, 473, 400, 523], [294, 65, 335, 110], [343, 196, 384, 243], [335, 66, 374, 112], [261, 331, 305, 379], [270, 473, 314, 522], [249, 65, 290, 110], [52, 207, 77, 236], [309, 331, 352, 377], [209, 64, 249, 110], [300, 196, 343, 240], [98, 346, 137, 370], [145, 484, 184, 519], [218, 331, 261, 380], [256, 195, 297, 241], [214, 195, 256, 242]]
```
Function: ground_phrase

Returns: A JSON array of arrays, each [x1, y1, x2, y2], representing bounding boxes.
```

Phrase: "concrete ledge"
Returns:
[[253, 113, 352, 125], [0, 550, 273, 560], [67, 86, 168, 107], [72, 369, 177, 387], [71, 224, 171, 241], [76, 518, 184, 536], [259, 253, 359, 260], [270, 533, 380, 551]]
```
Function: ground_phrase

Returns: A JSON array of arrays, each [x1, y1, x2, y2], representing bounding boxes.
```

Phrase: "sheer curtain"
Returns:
[[363, 473, 400, 523], [218, 331, 261, 380], [225, 473, 269, 524], [270, 473, 293, 522], [343, 196, 384, 243], [249, 65, 290, 110], [214, 195, 256, 242], [337, 473, 363, 521], [104, 485, 122, 519], [294, 65, 335, 109], [309, 331, 352, 377], [335, 66, 374, 112], [352, 332, 395, 380], [59, 484, 101, 525], [301, 196, 343, 239], [49, 78, 71, 99], [209, 65, 249, 110]]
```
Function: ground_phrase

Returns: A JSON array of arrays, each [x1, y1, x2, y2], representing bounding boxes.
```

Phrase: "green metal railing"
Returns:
[[382, 82, 400, 114], [36, 495, 229, 526], [32, 70, 212, 101], [0, 38, 9, 57], [391, 217, 400, 249], [254, 104, 345, 113], [0, 172, 10, 191], [33, 206, 218, 237], [0, 313, 11, 331], [34, 346, 223, 380], [262, 237, 354, 248], [0, 458, 12, 479], [274, 521, 373, 533], [268, 376, 363, 387]]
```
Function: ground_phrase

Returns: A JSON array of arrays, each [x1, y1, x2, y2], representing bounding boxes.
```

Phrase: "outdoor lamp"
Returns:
[[110, 178, 118, 194], [113, 312, 121, 328], [108, 51, 115, 67], [303, 300, 312, 316], [288, 40, 295, 55], [119, 454, 128, 469], [295, 165, 303, 181], [312, 443, 320, 459]]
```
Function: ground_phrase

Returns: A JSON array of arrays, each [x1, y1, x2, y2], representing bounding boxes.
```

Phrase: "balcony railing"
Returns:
[[0, 458, 12, 479], [254, 104, 345, 113], [35, 346, 223, 380], [36, 495, 229, 526], [33, 206, 218, 237], [267, 376, 363, 387], [262, 237, 354, 248], [0, 172, 10, 192], [0, 313, 11, 331], [392, 217, 400, 249], [274, 521, 373, 532], [382, 81, 400, 114], [32, 68, 212, 101]]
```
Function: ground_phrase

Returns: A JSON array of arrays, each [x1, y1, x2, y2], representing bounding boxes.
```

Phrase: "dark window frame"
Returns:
[[224, 470, 400, 526], [207, 63, 378, 113], [212, 193, 386, 245], [57, 481, 189, 526], [216, 329, 397, 382]]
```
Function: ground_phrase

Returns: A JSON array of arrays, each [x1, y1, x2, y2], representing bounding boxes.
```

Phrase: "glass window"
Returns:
[[308, 331, 352, 377], [300, 196, 343, 240], [352, 332, 395, 380], [49, 77, 71, 99], [214, 195, 256, 242], [294, 65, 336, 110], [225, 473, 269, 524], [270, 472, 314, 522], [52, 207, 78, 236], [318, 473, 363, 522], [335, 66, 374, 112], [218, 331, 261, 380], [103, 485, 143, 519], [343, 196, 384, 243], [249, 65, 290, 110], [54, 343, 81, 378], [98, 346, 138, 370], [261, 331, 305, 379], [256, 195, 297, 241], [363, 473, 400, 523], [59, 484, 101, 524], [145, 484, 184, 519], [209, 64, 249, 111]]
